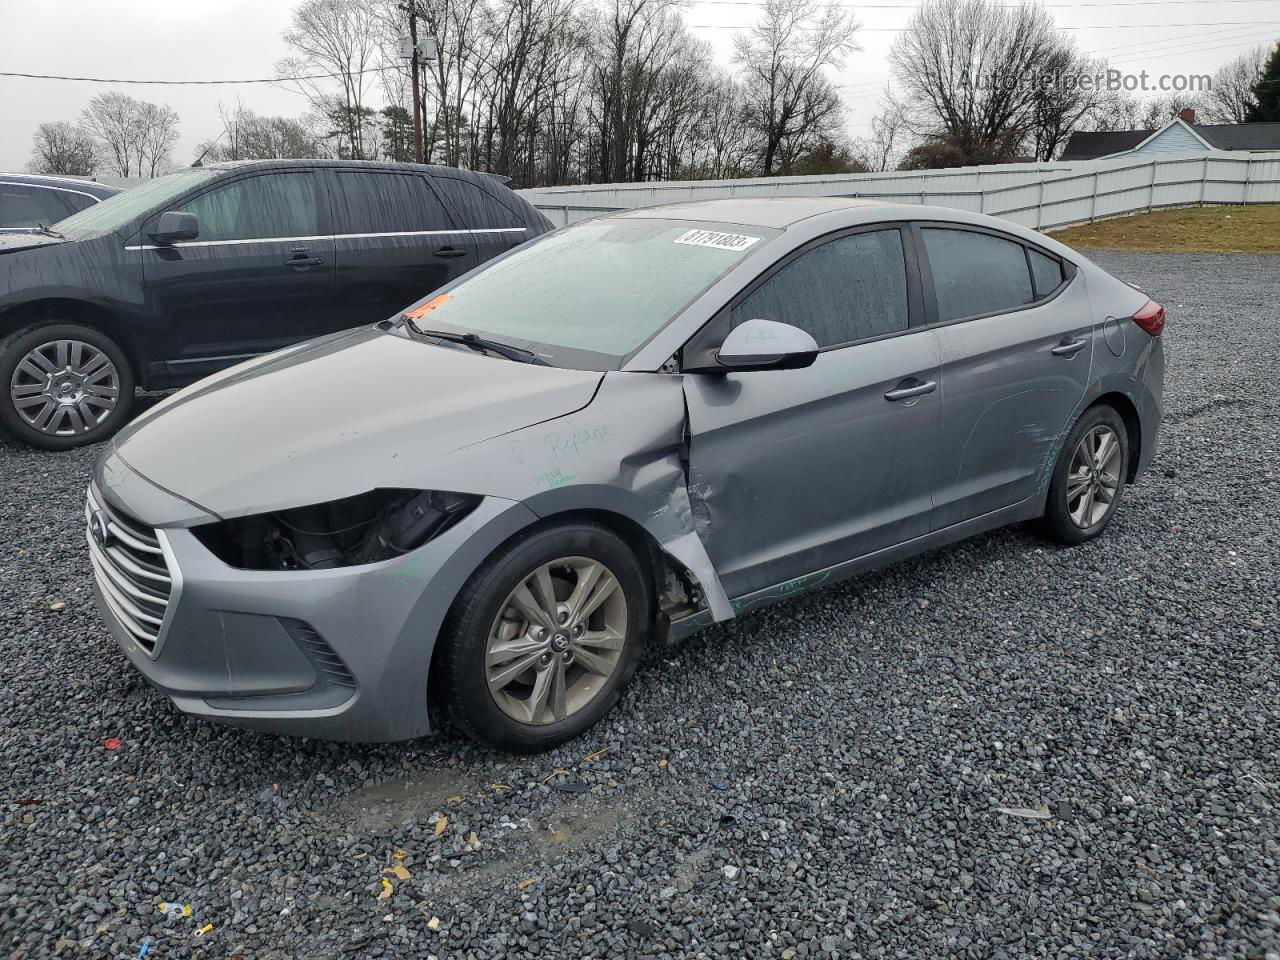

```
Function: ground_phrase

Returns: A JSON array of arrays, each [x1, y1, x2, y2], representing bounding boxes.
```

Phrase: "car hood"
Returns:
[[0, 232, 64, 254], [108, 326, 604, 520]]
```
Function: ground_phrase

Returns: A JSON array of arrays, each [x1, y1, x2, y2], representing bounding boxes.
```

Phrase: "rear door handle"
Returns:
[[884, 379, 937, 402], [434, 246, 468, 259], [1051, 338, 1088, 357], [286, 255, 324, 268]]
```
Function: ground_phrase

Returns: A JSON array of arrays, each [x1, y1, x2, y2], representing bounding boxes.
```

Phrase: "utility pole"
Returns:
[[409, 4, 424, 163]]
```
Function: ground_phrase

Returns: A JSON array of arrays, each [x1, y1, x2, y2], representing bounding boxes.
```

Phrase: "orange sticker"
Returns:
[[405, 294, 450, 319]]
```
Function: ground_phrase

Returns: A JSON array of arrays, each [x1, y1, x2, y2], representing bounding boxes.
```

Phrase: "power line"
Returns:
[[0, 65, 393, 86], [693, 0, 1278, 6], [690, 19, 1280, 29]]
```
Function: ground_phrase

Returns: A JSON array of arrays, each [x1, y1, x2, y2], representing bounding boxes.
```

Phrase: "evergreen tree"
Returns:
[[1246, 42, 1280, 121]]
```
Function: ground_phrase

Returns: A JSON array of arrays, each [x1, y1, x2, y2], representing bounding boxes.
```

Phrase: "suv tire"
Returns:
[[0, 323, 135, 450]]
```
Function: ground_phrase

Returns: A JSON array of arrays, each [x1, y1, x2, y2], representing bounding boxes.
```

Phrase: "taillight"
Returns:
[[1132, 299, 1165, 337]]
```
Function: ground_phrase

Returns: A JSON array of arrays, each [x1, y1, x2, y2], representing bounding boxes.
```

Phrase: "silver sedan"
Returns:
[[87, 198, 1165, 751]]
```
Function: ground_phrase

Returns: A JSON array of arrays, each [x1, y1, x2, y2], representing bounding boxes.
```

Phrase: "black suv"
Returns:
[[0, 160, 551, 449]]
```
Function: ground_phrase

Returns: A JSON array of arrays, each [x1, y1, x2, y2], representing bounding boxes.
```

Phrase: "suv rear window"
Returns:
[[431, 177, 523, 229], [332, 171, 453, 234]]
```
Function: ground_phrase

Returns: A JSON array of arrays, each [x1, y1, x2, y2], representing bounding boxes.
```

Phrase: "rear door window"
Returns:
[[731, 228, 909, 348], [176, 172, 321, 242], [923, 228, 1034, 322], [430, 176, 523, 229], [331, 171, 454, 235]]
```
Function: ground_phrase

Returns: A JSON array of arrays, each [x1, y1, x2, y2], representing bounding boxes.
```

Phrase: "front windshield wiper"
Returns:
[[34, 223, 65, 239], [403, 318, 547, 366]]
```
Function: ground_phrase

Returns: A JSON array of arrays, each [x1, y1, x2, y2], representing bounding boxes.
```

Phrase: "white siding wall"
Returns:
[[1131, 123, 1208, 157]]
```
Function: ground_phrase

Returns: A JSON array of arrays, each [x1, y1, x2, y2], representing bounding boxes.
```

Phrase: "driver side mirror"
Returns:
[[687, 318, 819, 373], [149, 210, 199, 245]]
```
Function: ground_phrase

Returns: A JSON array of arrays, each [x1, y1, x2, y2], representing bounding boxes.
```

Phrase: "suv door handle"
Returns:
[[1051, 338, 1088, 357], [884, 379, 937, 402], [434, 246, 468, 259], [286, 255, 324, 268]]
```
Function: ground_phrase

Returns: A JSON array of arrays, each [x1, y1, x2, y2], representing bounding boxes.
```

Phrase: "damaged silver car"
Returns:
[[87, 198, 1165, 751]]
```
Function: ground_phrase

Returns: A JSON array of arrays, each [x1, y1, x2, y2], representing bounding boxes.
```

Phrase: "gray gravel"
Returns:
[[3, 250, 1279, 960]]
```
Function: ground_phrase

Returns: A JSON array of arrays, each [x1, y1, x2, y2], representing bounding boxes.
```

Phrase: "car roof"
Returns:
[[0, 173, 119, 197], [198, 158, 507, 187], [611, 196, 892, 229]]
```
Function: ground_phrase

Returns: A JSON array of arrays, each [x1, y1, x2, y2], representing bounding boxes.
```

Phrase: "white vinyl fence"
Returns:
[[521, 150, 1280, 231]]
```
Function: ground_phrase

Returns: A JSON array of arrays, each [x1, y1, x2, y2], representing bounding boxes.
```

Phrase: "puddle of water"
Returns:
[[341, 768, 479, 832]]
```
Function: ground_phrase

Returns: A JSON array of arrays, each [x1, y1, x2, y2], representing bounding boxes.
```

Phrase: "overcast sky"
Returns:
[[1, 0, 1278, 174]]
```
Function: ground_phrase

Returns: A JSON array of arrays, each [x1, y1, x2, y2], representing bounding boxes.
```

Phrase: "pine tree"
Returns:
[[1246, 42, 1280, 122]]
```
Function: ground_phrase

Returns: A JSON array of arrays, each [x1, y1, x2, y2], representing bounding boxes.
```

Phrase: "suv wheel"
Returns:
[[439, 521, 651, 752], [1039, 403, 1130, 546], [0, 323, 135, 450]]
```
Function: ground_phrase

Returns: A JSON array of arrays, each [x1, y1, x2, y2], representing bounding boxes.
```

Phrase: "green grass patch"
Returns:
[[1048, 204, 1280, 254]]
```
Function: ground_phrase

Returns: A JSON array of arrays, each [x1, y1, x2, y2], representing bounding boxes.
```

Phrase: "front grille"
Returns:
[[86, 486, 174, 657]]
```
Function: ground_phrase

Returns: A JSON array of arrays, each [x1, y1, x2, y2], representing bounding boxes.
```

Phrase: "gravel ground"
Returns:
[[2, 250, 1278, 960]]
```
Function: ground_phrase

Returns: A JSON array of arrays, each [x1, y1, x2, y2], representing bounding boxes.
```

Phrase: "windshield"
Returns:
[[53, 168, 217, 240], [401, 217, 774, 368]]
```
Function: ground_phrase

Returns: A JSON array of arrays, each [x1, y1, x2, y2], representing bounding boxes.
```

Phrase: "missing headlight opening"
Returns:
[[193, 490, 480, 571]]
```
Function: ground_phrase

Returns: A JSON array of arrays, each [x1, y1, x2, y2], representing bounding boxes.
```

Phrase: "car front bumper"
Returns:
[[88, 478, 538, 742]]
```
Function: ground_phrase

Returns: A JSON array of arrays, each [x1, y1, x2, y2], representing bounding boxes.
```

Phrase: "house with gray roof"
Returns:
[[1060, 109, 1280, 161]]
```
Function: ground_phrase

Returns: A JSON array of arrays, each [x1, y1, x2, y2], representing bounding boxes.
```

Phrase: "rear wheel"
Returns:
[[1039, 404, 1129, 545], [0, 323, 134, 450], [439, 521, 651, 752]]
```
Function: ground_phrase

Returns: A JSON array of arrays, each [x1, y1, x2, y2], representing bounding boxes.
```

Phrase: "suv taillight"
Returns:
[[1132, 300, 1165, 337]]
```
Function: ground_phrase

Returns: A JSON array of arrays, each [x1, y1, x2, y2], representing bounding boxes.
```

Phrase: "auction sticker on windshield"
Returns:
[[674, 229, 761, 252]]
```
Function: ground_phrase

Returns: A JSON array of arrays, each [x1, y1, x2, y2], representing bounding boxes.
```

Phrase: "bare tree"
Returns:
[[27, 121, 99, 176], [197, 102, 323, 161], [137, 102, 180, 177], [1203, 45, 1267, 123], [692, 75, 753, 179], [81, 92, 180, 178], [1027, 55, 1120, 160], [852, 104, 907, 172], [889, 0, 1070, 162], [1137, 94, 1202, 129], [734, 0, 860, 175], [81, 92, 143, 177], [283, 0, 878, 185], [279, 0, 382, 159]]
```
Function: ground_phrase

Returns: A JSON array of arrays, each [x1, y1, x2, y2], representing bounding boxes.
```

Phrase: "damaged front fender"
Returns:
[[409, 371, 734, 622]]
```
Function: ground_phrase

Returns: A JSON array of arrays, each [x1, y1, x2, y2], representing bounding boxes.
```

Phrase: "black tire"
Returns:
[[1039, 403, 1130, 546], [438, 520, 652, 753], [0, 322, 135, 451]]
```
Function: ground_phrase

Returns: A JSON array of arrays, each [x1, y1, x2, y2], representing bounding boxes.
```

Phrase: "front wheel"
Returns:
[[438, 521, 651, 752], [1039, 404, 1130, 546], [0, 323, 135, 450]]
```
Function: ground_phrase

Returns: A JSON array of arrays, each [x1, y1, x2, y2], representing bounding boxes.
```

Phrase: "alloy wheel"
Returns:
[[1066, 424, 1122, 528], [9, 339, 120, 437], [485, 556, 627, 725]]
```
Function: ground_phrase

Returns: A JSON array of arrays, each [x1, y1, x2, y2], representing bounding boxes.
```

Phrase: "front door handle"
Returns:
[[434, 246, 468, 259], [1051, 338, 1088, 357], [884, 379, 937, 402], [286, 255, 324, 268]]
